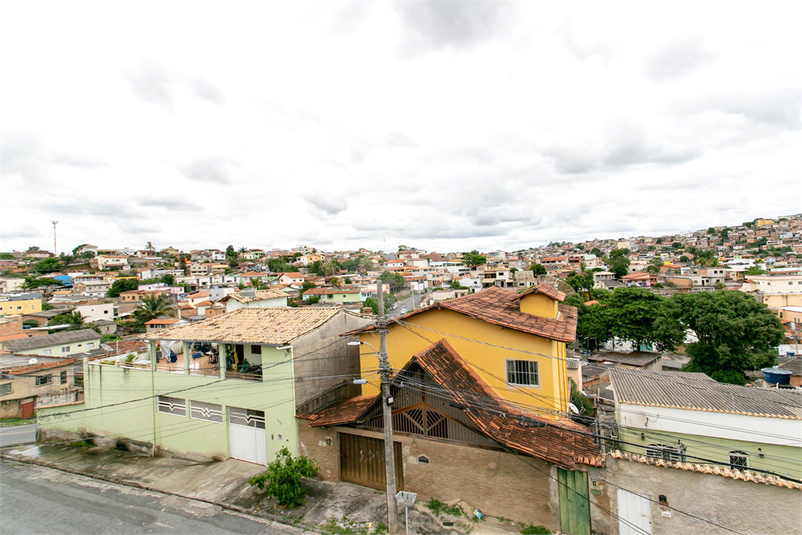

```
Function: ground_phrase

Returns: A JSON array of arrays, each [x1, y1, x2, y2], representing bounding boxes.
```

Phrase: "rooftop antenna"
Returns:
[[52, 220, 59, 256]]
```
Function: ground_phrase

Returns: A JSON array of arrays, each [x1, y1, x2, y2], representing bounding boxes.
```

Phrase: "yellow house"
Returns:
[[0, 297, 43, 317], [356, 284, 577, 418]]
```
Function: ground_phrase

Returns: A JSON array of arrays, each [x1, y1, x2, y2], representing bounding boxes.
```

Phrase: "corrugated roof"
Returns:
[[0, 329, 101, 352], [142, 307, 341, 345], [609, 368, 802, 419]]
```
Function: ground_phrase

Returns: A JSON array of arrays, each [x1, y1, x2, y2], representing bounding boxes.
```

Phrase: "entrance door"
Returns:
[[339, 433, 403, 491], [557, 468, 591, 534], [20, 399, 35, 419], [228, 407, 266, 465], [617, 488, 652, 535]]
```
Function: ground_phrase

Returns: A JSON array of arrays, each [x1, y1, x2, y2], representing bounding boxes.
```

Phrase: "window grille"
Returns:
[[35, 375, 52, 386], [157, 396, 186, 416], [729, 451, 748, 469], [190, 400, 223, 423], [646, 443, 683, 462], [0, 383, 11, 395], [506, 360, 539, 386], [60, 371, 68, 384]]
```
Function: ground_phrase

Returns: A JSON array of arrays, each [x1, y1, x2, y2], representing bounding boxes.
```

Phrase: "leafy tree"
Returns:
[[450, 280, 466, 289], [358, 256, 374, 272], [22, 277, 64, 297], [160, 274, 176, 286], [0, 253, 14, 260], [248, 447, 319, 508], [48, 311, 86, 331], [300, 281, 316, 294], [564, 295, 609, 351], [108, 278, 140, 298], [378, 271, 404, 293], [363, 294, 397, 315], [249, 278, 268, 290], [269, 258, 293, 273], [608, 249, 630, 278], [679, 255, 690, 263], [134, 295, 175, 324], [462, 250, 486, 267], [666, 291, 783, 384], [590, 248, 602, 256], [344, 277, 352, 284], [340, 258, 360, 272], [322, 259, 341, 276], [672, 242, 683, 249], [707, 227, 716, 235], [35, 258, 62, 273], [745, 266, 766, 275], [565, 271, 594, 297], [79, 251, 95, 259], [530, 264, 547, 275]]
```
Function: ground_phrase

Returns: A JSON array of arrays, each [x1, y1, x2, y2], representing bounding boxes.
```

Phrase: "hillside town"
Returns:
[[1, 213, 800, 534]]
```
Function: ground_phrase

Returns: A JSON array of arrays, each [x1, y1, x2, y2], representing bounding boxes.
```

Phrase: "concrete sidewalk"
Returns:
[[1, 443, 529, 535]]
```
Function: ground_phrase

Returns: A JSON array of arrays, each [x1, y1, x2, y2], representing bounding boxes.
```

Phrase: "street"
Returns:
[[0, 461, 306, 535], [0, 424, 36, 448]]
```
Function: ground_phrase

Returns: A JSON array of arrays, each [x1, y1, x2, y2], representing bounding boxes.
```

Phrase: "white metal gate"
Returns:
[[228, 407, 266, 465], [617, 488, 652, 535]]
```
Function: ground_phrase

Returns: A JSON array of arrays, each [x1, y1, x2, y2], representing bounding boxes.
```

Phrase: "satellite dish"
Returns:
[[536, 275, 576, 296], [28, 358, 38, 364]]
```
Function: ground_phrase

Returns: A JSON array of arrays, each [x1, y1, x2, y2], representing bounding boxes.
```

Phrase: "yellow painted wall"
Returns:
[[359, 308, 569, 418], [0, 298, 42, 316], [519, 293, 557, 319]]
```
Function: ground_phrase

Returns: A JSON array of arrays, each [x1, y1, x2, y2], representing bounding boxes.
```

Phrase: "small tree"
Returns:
[[248, 447, 319, 508]]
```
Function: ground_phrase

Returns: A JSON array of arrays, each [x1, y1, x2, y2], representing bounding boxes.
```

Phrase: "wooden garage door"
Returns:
[[340, 433, 403, 491]]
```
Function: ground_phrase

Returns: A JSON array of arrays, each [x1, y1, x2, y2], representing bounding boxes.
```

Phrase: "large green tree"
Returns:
[[378, 271, 404, 293], [608, 249, 630, 278], [666, 291, 784, 384], [530, 264, 547, 275], [462, 250, 486, 267], [48, 311, 86, 331], [22, 277, 64, 297], [108, 278, 140, 297], [35, 258, 62, 273]]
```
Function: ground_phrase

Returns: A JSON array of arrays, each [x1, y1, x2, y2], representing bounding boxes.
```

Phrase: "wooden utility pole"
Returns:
[[377, 282, 399, 534]]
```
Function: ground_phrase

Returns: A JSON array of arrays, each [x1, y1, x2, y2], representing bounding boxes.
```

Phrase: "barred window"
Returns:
[[729, 451, 748, 469], [190, 400, 223, 423], [229, 406, 265, 429], [35, 375, 52, 386], [157, 396, 186, 416], [506, 360, 539, 386], [0, 383, 11, 395], [646, 443, 683, 462], [60, 371, 68, 385]]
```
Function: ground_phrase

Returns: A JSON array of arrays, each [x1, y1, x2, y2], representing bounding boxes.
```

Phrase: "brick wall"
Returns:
[[298, 422, 561, 529]]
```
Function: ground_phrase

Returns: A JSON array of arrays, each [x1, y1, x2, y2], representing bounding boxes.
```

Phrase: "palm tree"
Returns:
[[250, 278, 268, 290], [134, 295, 175, 324]]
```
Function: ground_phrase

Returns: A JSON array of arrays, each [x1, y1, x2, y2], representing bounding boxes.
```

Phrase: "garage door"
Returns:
[[229, 407, 266, 465], [340, 433, 403, 491], [617, 488, 652, 535]]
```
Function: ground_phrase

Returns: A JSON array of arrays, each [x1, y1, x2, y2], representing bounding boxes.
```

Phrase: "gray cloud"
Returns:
[[385, 130, 417, 148], [601, 139, 700, 168], [125, 63, 173, 107], [645, 37, 715, 82], [182, 158, 234, 184], [396, 1, 512, 50], [192, 77, 224, 105], [138, 198, 202, 211], [718, 88, 800, 129], [304, 194, 348, 216]]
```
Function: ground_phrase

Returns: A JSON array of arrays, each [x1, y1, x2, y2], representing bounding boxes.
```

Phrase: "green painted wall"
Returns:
[[619, 427, 802, 480], [39, 346, 298, 462]]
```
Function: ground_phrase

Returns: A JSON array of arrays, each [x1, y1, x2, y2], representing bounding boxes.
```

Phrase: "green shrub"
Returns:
[[426, 498, 465, 518], [248, 447, 319, 507], [521, 524, 550, 534]]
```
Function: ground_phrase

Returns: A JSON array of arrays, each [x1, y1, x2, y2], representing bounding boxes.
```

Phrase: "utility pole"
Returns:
[[377, 281, 399, 534], [52, 220, 59, 256]]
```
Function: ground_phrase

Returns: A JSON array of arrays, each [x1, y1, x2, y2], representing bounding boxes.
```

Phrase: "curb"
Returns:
[[1, 452, 317, 533]]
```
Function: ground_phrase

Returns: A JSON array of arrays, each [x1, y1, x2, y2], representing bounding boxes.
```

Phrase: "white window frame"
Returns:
[[35, 375, 52, 386], [506, 359, 539, 387], [62, 346, 70, 353], [646, 443, 684, 462]]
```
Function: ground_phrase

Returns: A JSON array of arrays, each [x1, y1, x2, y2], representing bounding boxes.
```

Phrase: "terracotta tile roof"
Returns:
[[101, 338, 150, 354], [514, 283, 566, 302], [298, 396, 377, 426], [142, 307, 341, 345], [343, 287, 577, 343], [193, 300, 213, 307], [307, 339, 600, 470], [608, 450, 802, 490], [304, 288, 360, 295], [145, 319, 180, 325], [219, 290, 289, 303]]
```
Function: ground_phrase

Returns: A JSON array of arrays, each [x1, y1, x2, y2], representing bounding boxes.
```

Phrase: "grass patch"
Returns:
[[427, 498, 465, 518], [372, 522, 387, 535], [520, 524, 550, 534], [320, 518, 370, 535], [0, 417, 36, 428]]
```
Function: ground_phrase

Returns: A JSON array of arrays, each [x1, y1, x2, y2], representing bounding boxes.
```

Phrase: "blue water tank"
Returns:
[[761, 367, 792, 386]]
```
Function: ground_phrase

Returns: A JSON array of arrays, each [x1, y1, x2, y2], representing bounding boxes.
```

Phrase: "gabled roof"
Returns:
[[609, 368, 802, 419], [1, 329, 101, 352], [142, 307, 342, 345], [514, 283, 566, 303], [343, 287, 577, 343], [303, 339, 600, 469]]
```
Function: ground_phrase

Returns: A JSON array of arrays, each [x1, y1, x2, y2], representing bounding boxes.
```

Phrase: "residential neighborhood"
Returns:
[[2, 213, 801, 534]]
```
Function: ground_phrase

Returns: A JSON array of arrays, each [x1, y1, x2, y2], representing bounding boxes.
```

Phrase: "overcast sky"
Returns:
[[1, 1, 799, 255]]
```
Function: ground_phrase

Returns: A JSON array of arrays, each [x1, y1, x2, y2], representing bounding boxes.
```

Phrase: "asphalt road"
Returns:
[[0, 424, 36, 447], [0, 461, 306, 535]]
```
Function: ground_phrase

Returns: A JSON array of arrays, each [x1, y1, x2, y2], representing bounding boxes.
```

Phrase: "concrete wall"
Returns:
[[588, 456, 802, 535], [298, 423, 561, 530], [292, 311, 373, 407]]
